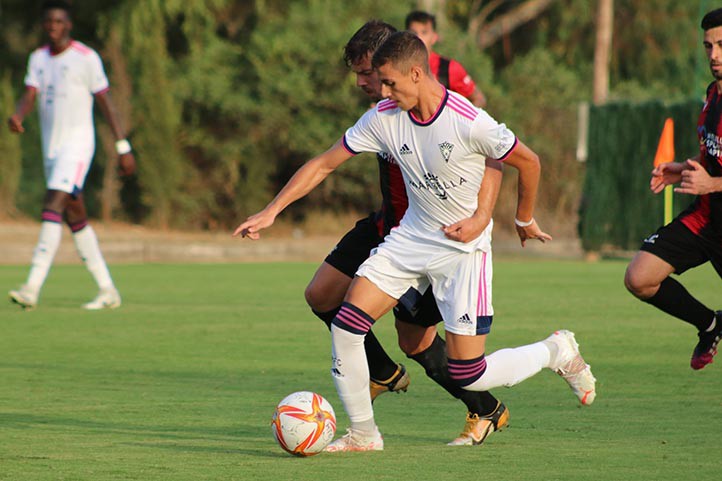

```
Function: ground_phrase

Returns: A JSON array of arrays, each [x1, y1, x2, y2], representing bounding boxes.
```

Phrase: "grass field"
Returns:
[[1, 260, 720, 481]]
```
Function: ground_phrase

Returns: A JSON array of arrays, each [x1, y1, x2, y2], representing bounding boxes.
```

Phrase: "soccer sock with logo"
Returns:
[[452, 341, 551, 392], [70, 221, 115, 290], [25, 210, 64, 291], [330, 303, 377, 430], [313, 307, 399, 382], [410, 334, 499, 415], [644, 277, 715, 331]]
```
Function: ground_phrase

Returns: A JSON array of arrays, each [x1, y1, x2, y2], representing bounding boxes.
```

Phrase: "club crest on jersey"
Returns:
[[439, 141, 454, 162]]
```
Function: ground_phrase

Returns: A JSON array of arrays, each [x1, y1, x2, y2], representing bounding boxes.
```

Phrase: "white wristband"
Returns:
[[115, 139, 132, 155], [514, 217, 534, 227]]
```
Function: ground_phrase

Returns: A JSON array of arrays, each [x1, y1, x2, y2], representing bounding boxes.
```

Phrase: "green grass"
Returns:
[[1, 261, 720, 481]]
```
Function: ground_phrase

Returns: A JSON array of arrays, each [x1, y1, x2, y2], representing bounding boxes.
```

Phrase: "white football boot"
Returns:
[[9, 285, 39, 310], [547, 330, 597, 406], [324, 427, 384, 452], [82, 287, 122, 310]]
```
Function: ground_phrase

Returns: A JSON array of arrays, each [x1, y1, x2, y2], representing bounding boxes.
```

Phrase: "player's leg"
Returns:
[[394, 288, 507, 445], [325, 276, 398, 452], [305, 216, 408, 398], [9, 189, 69, 309], [624, 220, 720, 369], [65, 193, 120, 309], [438, 249, 595, 405]]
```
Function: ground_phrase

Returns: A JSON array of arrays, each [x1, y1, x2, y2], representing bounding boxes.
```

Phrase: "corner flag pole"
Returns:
[[653, 118, 675, 225]]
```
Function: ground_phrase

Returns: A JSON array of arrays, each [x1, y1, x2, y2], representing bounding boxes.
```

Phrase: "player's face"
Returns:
[[407, 21, 437, 52], [351, 54, 382, 100], [704, 26, 722, 81], [377, 62, 419, 111], [42, 9, 72, 45]]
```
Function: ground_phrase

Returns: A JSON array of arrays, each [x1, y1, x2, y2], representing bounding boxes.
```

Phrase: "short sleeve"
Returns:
[[469, 109, 517, 160], [343, 108, 385, 155], [24, 52, 40, 89], [448, 59, 476, 99], [87, 50, 110, 94]]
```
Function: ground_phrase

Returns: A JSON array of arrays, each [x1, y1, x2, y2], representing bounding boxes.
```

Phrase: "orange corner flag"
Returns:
[[653, 118, 675, 167]]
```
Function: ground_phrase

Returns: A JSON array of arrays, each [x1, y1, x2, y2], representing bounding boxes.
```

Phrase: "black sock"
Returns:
[[410, 334, 499, 416], [312, 307, 398, 381], [645, 278, 715, 331]]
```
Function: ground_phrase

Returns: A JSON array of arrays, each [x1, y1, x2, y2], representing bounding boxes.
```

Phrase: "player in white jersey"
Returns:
[[234, 31, 596, 451], [7, 0, 135, 310]]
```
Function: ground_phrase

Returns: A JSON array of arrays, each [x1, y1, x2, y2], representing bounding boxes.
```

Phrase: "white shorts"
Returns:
[[355, 229, 493, 336], [44, 151, 93, 196]]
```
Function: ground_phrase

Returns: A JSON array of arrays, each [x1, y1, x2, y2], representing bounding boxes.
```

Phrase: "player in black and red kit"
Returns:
[[303, 20, 508, 445], [625, 8, 722, 370]]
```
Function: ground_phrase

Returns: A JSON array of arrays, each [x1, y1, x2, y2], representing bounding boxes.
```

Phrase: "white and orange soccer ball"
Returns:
[[271, 391, 336, 456]]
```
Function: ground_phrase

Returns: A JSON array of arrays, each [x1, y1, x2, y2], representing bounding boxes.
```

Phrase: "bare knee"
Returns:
[[396, 322, 436, 356], [624, 264, 659, 299], [304, 282, 327, 311]]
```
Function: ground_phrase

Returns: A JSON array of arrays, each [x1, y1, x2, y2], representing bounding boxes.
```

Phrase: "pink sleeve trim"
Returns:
[[496, 137, 518, 161]]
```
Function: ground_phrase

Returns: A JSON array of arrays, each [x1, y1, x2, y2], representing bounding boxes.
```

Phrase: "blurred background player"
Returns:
[[7, 0, 135, 310], [304, 20, 508, 445], [406, 10, 487, 108], [624, 8, 722, 371]]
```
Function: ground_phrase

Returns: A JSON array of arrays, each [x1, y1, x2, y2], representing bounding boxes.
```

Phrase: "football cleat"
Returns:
[[324, 427, 384, 453], [691, 311, 722, 370], [82, 288, 122, 310], [9, 285, 38, 310], [547, 330, 596, 406], [369, 363, 410, 402], [447, 402, 510, 446]]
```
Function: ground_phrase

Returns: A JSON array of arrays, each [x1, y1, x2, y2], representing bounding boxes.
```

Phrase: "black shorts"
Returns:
[[639, 219, 722, 277], [324, 213, 443, 328]]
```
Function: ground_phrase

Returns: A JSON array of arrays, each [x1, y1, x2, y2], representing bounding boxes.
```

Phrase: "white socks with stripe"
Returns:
[[72, 225, 114, 290], [330, 325, 375, 430], [462, 341, 552, 391], [25, 220, 63, 291]]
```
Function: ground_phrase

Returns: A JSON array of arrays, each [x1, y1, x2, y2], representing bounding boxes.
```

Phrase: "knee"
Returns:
[[624, 265, 656, 299], [304, 282, 329, 312]]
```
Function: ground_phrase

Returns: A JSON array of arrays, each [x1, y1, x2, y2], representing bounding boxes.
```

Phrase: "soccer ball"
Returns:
[[271, 391, 336, 456]]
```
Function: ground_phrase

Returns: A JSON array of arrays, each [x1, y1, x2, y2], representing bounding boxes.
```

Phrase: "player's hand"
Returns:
[[674, 159, 718, 195], [650, 161, 684, 194], [515, 219, 552, 247], [442, 214, 490, 243], [118, 152, 136, 176], [7, 115, 24, 133], [233, 210, 276, 240]]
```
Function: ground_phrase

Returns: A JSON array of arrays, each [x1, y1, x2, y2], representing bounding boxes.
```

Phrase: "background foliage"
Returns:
[[0, 0, 710, 236]]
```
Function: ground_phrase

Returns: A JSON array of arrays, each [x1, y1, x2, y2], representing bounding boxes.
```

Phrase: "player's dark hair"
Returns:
[[343, 20, 397, 67], [405, 10, 436, 30], [42, 0, 72, 18], [701, 8, 722, 30], [372, 30, 430, 75]]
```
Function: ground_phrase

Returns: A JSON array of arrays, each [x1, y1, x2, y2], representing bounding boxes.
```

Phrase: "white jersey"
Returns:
[[24, 40, 109, 160], [343, 90, 517, 252]]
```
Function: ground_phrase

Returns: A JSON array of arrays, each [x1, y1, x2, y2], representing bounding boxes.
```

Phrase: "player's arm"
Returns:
[[675, 156, 722, 195], [503, 140, 552, 246], [233, 139, 353, 240], [7, 87, 37, 134], [94, 91, 136, 176], [468, 87, 487, 109], [442, 159, 502, 243]]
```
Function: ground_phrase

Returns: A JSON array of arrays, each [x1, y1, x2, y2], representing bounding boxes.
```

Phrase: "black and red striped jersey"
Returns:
[[680, 82, 722, 240], [374, 152, 408, 237]]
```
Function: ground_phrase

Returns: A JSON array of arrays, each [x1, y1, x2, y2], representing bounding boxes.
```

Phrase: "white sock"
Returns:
[[463, 341, 552, 391], [26, 221, 63, 291], [330, 325, 375, 428], [72, 225, 114, 290]]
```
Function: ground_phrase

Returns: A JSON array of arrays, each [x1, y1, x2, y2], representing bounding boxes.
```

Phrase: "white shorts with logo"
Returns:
[[44, 146, 93, 196], [355, 228, 493, 336]]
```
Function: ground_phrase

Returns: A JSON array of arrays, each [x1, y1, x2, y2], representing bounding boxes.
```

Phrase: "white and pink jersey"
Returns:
[[343, 89, 517, 252], [24, 40, 109, 161]]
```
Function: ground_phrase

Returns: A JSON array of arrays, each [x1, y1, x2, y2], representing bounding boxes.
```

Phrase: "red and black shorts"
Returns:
[[639, 218, 722, 277]]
